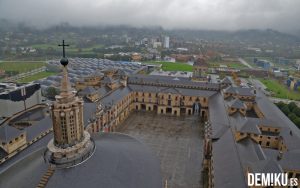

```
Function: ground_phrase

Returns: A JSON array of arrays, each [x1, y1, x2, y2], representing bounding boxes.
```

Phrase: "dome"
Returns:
[[0, 133, 162, 188]]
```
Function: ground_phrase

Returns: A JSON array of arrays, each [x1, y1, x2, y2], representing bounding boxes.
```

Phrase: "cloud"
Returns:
[[0, 0, 299, 32]]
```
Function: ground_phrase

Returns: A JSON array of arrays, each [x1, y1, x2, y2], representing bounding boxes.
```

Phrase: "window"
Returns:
[[266, 142, 270, 147]]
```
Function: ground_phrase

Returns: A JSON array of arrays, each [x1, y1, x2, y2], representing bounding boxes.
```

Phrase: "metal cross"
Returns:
[[58, 40, 69, 58]]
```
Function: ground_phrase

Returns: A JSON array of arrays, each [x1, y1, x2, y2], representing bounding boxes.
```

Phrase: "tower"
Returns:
[[47, 40, 94, 167], [192, 58, 208, 81]]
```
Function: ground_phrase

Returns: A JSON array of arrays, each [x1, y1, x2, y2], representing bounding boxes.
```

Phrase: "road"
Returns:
[[238, 58, 253, 69]]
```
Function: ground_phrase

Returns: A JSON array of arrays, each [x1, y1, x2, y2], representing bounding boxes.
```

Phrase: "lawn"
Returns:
[[227, 63, 247, 69], [0, 61, 45, 73], [259, 78, 300, 101], [143, 61, 193, 72], [17, 71, 57, 83]]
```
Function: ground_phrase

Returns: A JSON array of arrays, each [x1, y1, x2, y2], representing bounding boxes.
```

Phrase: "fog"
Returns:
[[0, 0, 299, 32]]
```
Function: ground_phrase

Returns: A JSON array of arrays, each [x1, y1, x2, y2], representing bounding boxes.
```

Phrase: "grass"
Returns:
[[0, 61, 45, 73], [259, 78, 300, 101], [227, 63, 247, 69], [17, 71, 57, 83], [143, 61, 193, 72]]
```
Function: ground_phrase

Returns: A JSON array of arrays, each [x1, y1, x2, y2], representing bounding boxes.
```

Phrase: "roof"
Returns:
[[249, 159, 283, 173], [237, 119, 262, 135], [279, 150, 300, 171], [128, 84, 217, 97], [223, 86, 255, 97], [0, 133, 162, 188], [221, 77, 232, 84], [128, 75, 220, 90], [228, 98, 247, 109], [100, 87, 132, 107], [79, 86, 96, 95], [0, 125, 24, 143], [208, 93, 247, 188]]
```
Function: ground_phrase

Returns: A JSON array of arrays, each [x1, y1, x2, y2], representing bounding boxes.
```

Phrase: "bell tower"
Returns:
[[47, 40, 94, 168], [51, 40, 84, 147]]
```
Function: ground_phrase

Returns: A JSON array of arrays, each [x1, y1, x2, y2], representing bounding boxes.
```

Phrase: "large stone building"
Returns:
[[0, 42, 162, 188], [1, 42, 300, 187], [203, 77, 300, 187]]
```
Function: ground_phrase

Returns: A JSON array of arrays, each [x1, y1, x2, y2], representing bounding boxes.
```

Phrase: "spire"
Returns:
[[47, 40, 95, 168], [57, 40, 73, 98]]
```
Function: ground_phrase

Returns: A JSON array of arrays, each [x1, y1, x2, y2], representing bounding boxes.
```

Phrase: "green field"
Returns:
[[0, 61, 45, 73], [259, 78, 300, 101], [17, 71, 57, 83], [143, 61, 193, 72], [227, 63, 247, 69]]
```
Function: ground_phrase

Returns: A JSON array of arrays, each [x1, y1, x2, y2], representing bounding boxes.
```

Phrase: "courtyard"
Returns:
[[117, 111, 204, 188]]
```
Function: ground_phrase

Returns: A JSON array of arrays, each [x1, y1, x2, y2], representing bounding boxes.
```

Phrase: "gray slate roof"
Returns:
[[0, 133, 162, 188], [228, 98, 247, 109]]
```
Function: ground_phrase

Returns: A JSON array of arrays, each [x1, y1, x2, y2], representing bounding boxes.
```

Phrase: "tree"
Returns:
[[288, 113, 297, 122], [281, 105, 290, 115], [46, 87, 59, 99], [293, 118, 300, 128], [288, 102, 297, 112], [292, 107, 300, 117], [276, 101, 285, 109]]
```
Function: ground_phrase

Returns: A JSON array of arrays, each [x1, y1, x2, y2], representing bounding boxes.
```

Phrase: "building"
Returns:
[[131, 52, 142, 62], [0, 83, 42, 118], [164, 36, 170, 49], [1, 41, 300, 187], [0, 41, 162, 188], [192, 58, 209, 81], [203, 79, 300, 187]]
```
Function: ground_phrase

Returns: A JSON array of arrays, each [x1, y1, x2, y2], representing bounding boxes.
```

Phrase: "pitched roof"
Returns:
[[237, 119, 262, 135], [221, 77, 232, 84], [249, 159, 283, 173], [0, 125, 24, 143], [228, 98, 247, 109]]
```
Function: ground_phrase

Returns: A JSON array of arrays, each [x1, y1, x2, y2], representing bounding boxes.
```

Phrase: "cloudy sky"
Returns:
[[0, 0, 299, 32]]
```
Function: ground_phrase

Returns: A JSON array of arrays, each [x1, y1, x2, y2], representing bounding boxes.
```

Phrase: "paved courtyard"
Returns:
[[118, 111, 204, 188]]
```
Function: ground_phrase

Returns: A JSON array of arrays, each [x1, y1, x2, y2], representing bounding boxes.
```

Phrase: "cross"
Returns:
[[58, 40, 69, 58]]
